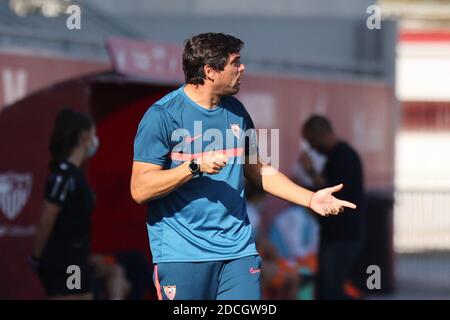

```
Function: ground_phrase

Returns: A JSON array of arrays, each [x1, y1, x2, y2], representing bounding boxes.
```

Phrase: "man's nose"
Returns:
[[239, 63, 245, 72]]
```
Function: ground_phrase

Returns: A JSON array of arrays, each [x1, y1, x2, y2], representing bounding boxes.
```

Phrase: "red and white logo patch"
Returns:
[[163, 285, 176, 300], [0, 173, 32, 221], [230, 123, 241, 138]]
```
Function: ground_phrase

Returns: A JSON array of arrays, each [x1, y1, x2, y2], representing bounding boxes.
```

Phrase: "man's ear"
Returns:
[[203, 65, 215, 82]]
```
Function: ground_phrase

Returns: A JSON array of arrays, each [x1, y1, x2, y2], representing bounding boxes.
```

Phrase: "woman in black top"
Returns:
[[32, 109, 99, 299]]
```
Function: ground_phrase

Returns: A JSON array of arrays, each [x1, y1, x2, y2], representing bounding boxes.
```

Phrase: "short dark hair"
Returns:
[[182, 33, 244, 85], [49, 108, 93, 169], [302, 115, 333, 136]]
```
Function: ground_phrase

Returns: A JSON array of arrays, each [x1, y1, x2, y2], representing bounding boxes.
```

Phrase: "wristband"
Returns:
[[308, 192, 314, 209]]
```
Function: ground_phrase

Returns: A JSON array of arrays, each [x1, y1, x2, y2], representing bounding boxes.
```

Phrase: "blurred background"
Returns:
[[0, 0, 449, 299]]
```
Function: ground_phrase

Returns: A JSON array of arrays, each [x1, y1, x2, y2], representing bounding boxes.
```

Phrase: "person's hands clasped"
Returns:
[[198, 151, 227, 174], [309, 184, 357, 217]]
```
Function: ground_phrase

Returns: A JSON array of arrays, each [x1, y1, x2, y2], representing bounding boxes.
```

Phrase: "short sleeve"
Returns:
[[44, 172, 73, 206], [133, 106, 173, 166]]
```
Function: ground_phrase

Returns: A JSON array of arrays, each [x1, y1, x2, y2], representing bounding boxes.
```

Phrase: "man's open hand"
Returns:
[[309, 184, 357, 216]]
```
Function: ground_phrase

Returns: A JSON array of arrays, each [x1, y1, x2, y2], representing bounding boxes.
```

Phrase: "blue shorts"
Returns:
[[153, 255, 262, 300]]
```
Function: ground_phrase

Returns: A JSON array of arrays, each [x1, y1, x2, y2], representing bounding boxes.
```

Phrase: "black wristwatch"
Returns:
[[189, 158, 201, 176]]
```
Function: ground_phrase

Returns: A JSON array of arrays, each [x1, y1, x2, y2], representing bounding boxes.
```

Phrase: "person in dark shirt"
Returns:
[[31, 109, 99, 299], [301, 115, 365, 300]]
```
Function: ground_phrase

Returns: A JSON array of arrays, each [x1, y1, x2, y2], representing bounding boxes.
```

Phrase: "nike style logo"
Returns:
[[185, 134, 202, 143], [170, 148, 244, 161], [249, 267, 261, 274]]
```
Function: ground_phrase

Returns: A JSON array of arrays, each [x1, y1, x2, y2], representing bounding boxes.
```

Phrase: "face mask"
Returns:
[[87, 135, 99, 158]]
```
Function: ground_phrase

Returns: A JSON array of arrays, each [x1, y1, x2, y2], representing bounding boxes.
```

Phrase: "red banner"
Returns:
[[106, 37, 184, 83], [0, 52, 108, 113]]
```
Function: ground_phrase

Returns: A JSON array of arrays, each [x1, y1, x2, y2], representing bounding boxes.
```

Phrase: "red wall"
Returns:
[[0, 81, 91, 299], [0, 79, 173, 299], [0, 51, 109, 113], [237, 74, 397, 218], [0, 72, 396, 298], [87, 83, 173, 256]]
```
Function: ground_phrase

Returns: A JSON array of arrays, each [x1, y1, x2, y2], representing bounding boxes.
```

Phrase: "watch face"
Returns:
[[189, 161, 200, 173]]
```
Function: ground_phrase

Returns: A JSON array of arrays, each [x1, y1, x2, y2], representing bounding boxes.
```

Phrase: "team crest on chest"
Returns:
[[230, 123, 241, 138], [163, 285, 176, 300]]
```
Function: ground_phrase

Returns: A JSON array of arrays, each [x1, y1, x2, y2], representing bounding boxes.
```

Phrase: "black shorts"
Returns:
[[37, 263, 93, 297]]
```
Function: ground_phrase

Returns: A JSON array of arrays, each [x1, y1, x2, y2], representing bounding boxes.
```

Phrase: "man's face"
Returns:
[[211, 53, 245, 95], [303, 131, 326, 154]]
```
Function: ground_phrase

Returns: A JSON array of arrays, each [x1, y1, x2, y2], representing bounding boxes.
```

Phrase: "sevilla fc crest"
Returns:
[[0, 172, 33, 221], [230, 123, 241, 138], [163, 285, 176, 300]]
